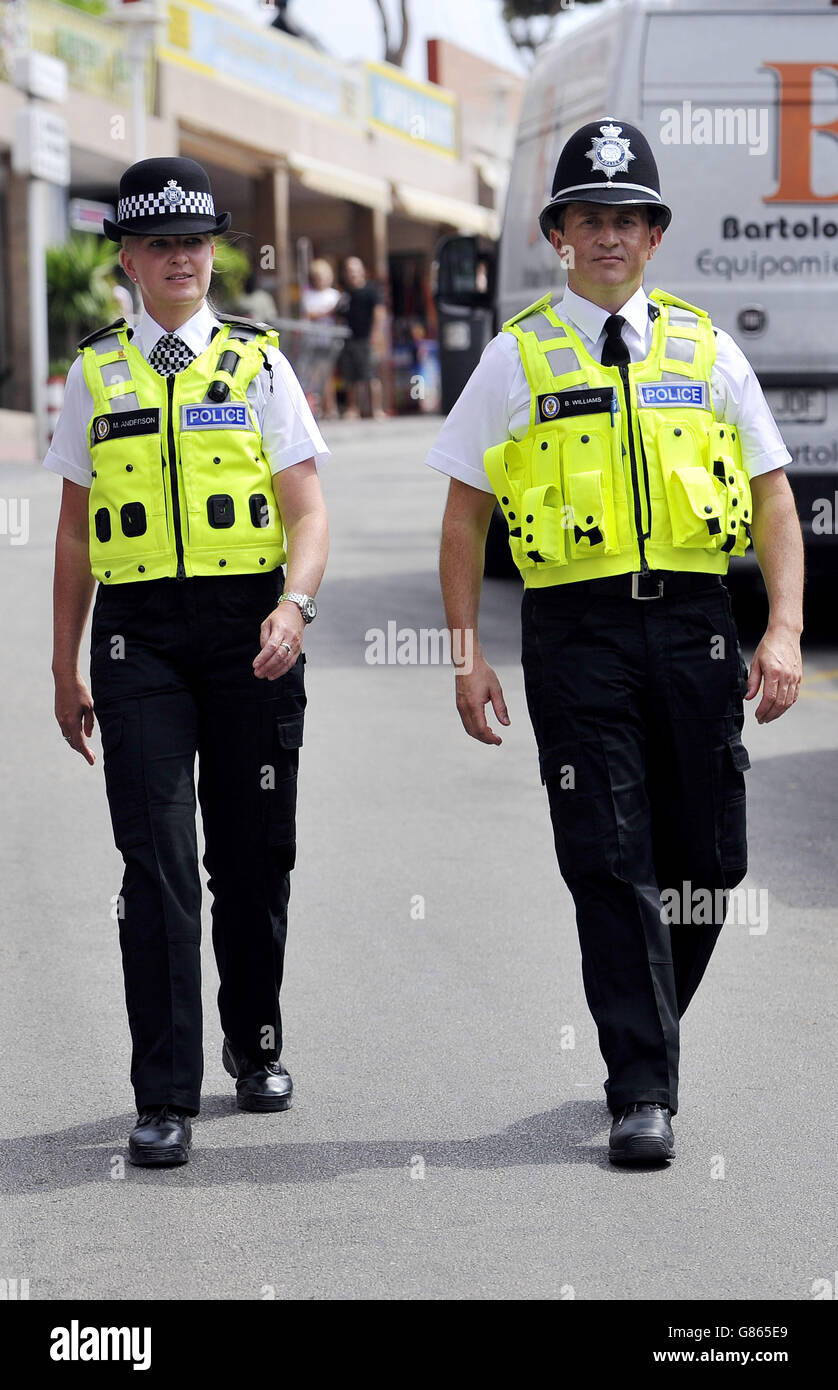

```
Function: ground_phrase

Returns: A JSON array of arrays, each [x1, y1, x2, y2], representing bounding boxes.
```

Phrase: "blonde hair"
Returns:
[[309, 258, 334, 289]]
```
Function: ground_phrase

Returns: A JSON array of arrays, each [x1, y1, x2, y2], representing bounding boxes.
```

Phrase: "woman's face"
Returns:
[[120, 233, 215, 321]]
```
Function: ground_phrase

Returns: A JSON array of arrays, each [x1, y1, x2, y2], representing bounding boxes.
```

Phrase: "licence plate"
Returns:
[[765, 386, 827, 424]]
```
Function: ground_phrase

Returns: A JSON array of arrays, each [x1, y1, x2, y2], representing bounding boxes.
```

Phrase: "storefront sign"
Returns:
[[366, 62, 458, 157], [163, 1, 364, 126], [12, 106, 70, 184], [21, 0, 152, 109]]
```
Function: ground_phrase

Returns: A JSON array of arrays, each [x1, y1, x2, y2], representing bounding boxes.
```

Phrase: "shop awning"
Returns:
[[394, 183, 499, 239], [287, 153, 392, 212]]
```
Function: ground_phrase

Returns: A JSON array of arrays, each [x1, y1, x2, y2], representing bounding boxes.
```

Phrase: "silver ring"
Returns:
[[281, 642, 292, 655]]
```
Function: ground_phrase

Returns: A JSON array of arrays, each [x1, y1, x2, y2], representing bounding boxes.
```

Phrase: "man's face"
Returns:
[[549, 203, 662, 306], [344, 257, 366, 289], [119, 234, 215, 315]]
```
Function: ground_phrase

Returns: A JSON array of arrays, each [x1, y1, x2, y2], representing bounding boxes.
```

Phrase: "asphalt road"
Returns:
[[1, 416, 836, 1301]]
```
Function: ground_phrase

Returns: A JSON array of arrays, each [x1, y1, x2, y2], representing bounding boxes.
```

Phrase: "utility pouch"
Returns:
[[560, 427, 621, 558], [519, 482, 567, 565], [484, 438, 537, 570], [657, 420, 725, 548], [709, 424, 753, 557]]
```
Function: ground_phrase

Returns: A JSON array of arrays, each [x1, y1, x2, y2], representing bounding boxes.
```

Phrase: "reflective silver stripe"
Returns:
[[108, 392, 141, 413], [666, 307, 699, 329], [664, 337, 697, 364], [101, 360, 132, 387], [548, 180, 665, 201], [659, 370, 687, 383], [91, 333, 123, 357], [98, 359, 140, 411], [87, 332, 141, 411], [517, 311, 565, 342], [545, 346, 583, 376]]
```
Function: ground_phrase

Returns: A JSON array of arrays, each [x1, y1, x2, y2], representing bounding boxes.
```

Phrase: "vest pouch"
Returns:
[[519, 483, 567, 565], [656, 421, 724, 549], [178, 422, 283, 570], [88, 428, 170, 581], [730, 475, 752, 557], [709, 425, 753, 557], [484, 439, 536, 570], [560, 428, 620, 558]]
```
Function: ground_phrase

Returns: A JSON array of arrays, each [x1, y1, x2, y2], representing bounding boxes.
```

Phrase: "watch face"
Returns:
[[303, 597, 317, 621]]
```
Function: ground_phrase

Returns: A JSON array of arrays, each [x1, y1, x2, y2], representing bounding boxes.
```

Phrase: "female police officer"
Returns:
[[46, 157, 329, 1166]]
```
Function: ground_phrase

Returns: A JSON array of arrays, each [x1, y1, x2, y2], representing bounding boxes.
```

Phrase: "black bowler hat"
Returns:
[[103, 156, 231, 242], [539, 118, 672, 241]]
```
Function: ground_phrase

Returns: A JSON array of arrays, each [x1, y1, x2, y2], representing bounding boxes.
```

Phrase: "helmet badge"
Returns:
[[163, 179, 187, 207], [585, 122, 636, 186]]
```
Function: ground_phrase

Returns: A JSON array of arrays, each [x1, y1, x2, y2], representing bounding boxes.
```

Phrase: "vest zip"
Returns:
[[165, 375, 186, 580], [617, 363, 649, 573]]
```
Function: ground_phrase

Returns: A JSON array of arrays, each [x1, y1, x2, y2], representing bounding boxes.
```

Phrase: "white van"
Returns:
[[436, 0, 838, 573]]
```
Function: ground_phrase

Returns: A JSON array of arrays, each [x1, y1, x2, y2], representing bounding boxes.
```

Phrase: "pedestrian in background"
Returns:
[[302, 258, 340, 419], [428, 119, 803, 1167], [46, 156, 329, 1167], [234, 268, 279, 322], [338, 255, 388, 419]]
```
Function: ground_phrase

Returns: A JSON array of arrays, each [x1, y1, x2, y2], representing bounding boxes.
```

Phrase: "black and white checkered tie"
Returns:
[[148, 333, 196, 377]]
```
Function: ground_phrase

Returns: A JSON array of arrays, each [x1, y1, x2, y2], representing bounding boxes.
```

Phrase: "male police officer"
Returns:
[[48, 158, 328, 1165], [427, 120, 803, 1165]]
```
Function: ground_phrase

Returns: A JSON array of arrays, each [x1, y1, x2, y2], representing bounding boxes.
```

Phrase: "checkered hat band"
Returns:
[[117, 190, 216, 221]]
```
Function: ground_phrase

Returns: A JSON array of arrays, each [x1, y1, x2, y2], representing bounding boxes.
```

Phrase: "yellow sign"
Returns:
[[20, 0, 154, 109]]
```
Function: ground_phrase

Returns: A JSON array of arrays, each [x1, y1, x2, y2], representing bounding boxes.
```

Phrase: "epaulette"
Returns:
[[76, 318, 131, 351], [649, 289, 709, 318], [214, 313, 276, 341], [502, 291, 554, 333]]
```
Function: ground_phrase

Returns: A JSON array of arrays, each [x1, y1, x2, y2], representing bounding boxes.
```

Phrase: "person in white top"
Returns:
[[426, 118, 804, 1168], [47, 156, 329, 1168], [300, 259, 341, 418], [301, 259, 341, 323]]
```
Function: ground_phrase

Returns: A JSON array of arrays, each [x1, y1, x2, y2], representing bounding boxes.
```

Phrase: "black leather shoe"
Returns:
[[128, 1107, 192, 1166], [609, 1102, 675, 1166], [222, 1037, 293, 1112]]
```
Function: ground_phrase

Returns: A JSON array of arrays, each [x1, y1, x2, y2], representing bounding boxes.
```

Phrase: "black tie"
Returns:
[[601, 314, 630, 368]]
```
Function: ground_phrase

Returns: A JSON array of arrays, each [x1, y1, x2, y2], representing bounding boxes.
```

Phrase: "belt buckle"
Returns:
[[631, 572, 664, 601]]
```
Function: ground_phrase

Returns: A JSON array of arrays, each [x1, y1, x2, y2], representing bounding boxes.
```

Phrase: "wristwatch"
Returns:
[[279, 591, 318, 623]]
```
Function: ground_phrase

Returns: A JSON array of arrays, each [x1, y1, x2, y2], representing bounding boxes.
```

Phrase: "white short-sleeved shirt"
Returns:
[[425, 284, 791, 493], [42, 301, 329, 488]]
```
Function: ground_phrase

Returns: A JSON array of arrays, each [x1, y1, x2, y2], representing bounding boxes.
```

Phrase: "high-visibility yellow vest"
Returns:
[[484, 288, 753, 587], [79, 316, 286, 583]]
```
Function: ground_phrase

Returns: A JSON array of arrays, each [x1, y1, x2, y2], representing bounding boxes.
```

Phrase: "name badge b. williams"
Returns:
[[180, 403, 253, 430]]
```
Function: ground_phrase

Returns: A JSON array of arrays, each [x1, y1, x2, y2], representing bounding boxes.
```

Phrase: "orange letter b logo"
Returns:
[[763, 63, 838, 204]]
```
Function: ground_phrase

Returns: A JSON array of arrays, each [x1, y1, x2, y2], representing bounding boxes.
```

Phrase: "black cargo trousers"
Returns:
[[89, 567, 306, 1117], [521, 572, 750, 1118]]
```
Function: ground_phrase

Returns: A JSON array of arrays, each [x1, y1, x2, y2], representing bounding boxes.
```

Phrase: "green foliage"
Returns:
[[46, 233, 121, 369], [55, 0, 107, 15], [209, 238, 253, 308], [502, 0, 601, 60]]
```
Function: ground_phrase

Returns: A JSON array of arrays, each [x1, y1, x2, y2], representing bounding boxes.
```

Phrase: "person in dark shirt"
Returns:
[[339, 257, 387, 419]]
